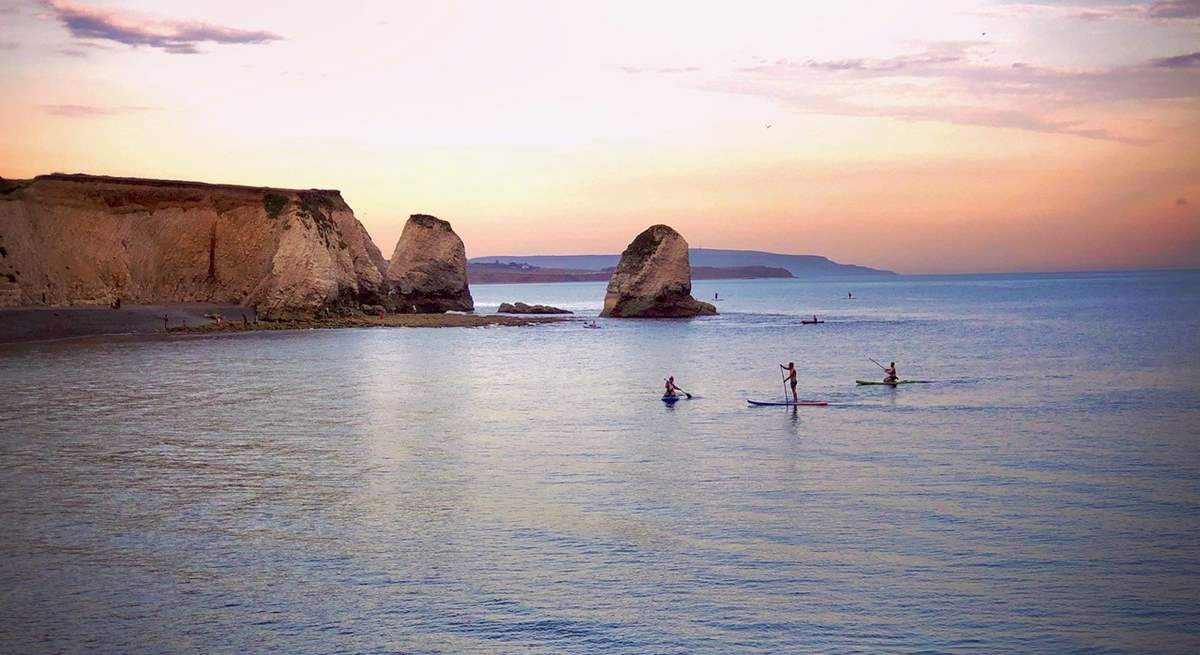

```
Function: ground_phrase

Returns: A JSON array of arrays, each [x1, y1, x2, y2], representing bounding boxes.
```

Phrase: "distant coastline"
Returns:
[[469, 262, 793, 284], [470, 248, 896, 279]]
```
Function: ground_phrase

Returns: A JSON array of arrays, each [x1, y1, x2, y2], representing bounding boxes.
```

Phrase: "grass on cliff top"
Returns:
[[263, 192, 287, 219]]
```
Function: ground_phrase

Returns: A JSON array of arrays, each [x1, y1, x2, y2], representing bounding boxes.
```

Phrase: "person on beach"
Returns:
[[884, 362, 898, 384], [780, 362, 798, 403], [664, 376, 681, 398]]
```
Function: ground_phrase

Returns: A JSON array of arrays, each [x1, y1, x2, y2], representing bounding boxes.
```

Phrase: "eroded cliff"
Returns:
[[0, 174, 387, 318]]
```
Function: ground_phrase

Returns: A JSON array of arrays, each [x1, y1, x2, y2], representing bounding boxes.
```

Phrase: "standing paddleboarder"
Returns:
[[779, 362, 798, 403]]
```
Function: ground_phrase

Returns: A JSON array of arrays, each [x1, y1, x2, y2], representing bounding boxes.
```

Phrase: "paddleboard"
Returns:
[[747, 399, 828, 407], [855, 380, 931, 385]]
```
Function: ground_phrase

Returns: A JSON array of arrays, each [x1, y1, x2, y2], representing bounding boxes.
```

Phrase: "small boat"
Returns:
[[800, 319, 824, 324], [747, 399, 828, 407], [855, 380, 931, 386]]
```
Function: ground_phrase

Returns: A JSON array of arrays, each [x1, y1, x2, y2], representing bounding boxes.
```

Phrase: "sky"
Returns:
[[0, 0, 1197, 273]]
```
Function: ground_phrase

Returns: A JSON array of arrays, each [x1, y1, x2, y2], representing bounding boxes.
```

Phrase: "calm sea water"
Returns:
[[2, 271, 1198, 654]]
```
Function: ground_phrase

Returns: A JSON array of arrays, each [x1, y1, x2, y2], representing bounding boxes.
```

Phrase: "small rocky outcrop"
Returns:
[[601, 225, 716, 318], [497, 302, 572, 315], [384, 214, 473, 313]]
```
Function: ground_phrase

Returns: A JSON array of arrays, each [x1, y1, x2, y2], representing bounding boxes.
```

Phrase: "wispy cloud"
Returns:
[[1148, 0, 1200, 19], [983, 1, 1200, 21], [41, 0, 282, 54], [621, 66, 701, 75], [697, 42, 1199, 143], [1150, 51, 1200, 67], [41, 104, 155, 117]]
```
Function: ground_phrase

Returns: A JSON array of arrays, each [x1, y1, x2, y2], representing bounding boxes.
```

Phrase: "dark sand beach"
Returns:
[[0, 304, 255, 344], [0, 304, 562, 344]]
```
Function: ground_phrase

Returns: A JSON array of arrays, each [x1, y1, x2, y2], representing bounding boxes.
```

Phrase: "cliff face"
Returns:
[[0, 174, 387, 318], [385, 214, 473, 313], [601, 224, 717, 318]]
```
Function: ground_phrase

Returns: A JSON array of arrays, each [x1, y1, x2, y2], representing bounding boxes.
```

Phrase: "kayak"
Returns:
[[855, 380, 931, 385], [800, 320, 824, 324], [747, 399, 828, 407], [663, 394, 690, 403]]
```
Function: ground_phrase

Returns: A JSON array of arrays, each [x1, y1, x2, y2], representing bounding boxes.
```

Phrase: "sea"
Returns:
[[1, 270, 1198, 654]]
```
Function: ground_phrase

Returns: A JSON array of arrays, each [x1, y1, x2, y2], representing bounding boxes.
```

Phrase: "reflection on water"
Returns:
[[1, 271, 1198, 653]]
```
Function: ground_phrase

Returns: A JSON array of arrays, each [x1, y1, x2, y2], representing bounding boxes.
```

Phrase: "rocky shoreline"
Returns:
[[0, 304, 563, 344], [173, 313, 563, 335], [2, 173, 717, 324]]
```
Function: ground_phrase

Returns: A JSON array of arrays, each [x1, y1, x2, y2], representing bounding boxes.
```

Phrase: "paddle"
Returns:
[[665, 379, 692, 399], [868, 357, 888, 370]]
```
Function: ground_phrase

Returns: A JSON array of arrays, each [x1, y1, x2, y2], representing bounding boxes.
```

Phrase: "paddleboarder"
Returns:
[[663, 376, 691, 400], [667, 374, 686, 395], [779, 362, 798, 403], [883, 362, 898, 384]]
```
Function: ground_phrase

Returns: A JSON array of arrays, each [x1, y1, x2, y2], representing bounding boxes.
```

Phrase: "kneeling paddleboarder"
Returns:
[[663, 376, 691, 400]]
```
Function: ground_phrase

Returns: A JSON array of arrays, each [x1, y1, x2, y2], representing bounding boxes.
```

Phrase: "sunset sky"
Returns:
[[1, 0, 1197, 273]]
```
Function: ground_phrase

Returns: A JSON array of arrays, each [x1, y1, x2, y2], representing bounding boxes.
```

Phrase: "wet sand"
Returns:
[[0, 304, 255, 344], [0, 304, 564, 344], [172, 312, 563, 335]]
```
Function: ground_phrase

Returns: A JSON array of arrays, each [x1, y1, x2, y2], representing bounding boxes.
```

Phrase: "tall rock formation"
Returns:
[[601, 224, 717, 318], [0, 174, 387, 318], [384, 214, 473, 313]]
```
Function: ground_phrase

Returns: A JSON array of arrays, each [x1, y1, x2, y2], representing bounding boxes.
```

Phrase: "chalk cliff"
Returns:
[[601, 224, 716, 318], [0, 174, 387, 318], [384, 214, 474, 313]]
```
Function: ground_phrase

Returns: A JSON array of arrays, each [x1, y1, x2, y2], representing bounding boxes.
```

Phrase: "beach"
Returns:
[[0, 304, 564, 344]]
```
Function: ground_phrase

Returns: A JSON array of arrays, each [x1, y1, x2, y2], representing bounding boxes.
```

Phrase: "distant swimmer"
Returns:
[[780, 362, 798, 403], [883, 362, 898, 384]]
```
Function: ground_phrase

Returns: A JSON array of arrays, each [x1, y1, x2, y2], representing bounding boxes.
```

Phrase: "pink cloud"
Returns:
[[42, 0, 281, 54], [696, 43, 1199, 143]]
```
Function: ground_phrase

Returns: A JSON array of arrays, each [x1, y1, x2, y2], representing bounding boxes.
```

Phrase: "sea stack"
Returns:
[[385, 214, 474, 313], [0, 173, 387, 319], [601, 224, 717, 318]]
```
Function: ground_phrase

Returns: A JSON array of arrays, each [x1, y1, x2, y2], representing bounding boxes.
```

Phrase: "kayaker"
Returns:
[[779, 362, 798, 403], [664, 376, 681, 398], [883, 362, 898, 384]]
